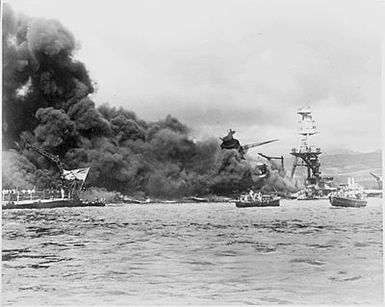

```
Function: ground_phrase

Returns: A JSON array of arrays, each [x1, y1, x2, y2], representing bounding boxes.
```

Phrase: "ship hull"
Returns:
[[235, 198, 280, 208], [2, 199, 105, 210], [329, 196, 367, 208], [364, 190, 382, 198]]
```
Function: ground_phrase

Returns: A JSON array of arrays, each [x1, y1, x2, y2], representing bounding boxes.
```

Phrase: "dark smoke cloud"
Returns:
[[27, 18, 75, 58], [34, 107, 77, 149], [2, 5, 297, 197]]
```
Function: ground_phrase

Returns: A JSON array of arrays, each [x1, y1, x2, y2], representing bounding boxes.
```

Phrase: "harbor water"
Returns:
[[2, 198, 383, 305]]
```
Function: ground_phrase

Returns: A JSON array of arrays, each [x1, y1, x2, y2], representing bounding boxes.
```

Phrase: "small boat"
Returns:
[[329, 179, 367, 208], [296, 184, 335, 201], [158, 200, 177, 204], [329, 195, 367, 208], [2, 198, 105, 210], [122, 197, 151, 204], [297, 193, 315, 200], [2, 146, 105, 210], [184, 196, 209, 203], [364, 189, 382, 198], [236, 192, 280, 208]]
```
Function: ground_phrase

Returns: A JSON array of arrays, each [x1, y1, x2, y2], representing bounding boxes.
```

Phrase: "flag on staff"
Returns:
[[63, 168, 90, 181]]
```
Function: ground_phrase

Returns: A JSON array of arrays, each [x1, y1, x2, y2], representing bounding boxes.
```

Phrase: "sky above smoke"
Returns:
[[6, 0, 383, 155]]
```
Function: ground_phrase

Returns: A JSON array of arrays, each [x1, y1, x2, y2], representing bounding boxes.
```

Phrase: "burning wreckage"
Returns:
[[2, 4, 298, 204], [220, 129, 280, 179], [220, 129, 278, 159]]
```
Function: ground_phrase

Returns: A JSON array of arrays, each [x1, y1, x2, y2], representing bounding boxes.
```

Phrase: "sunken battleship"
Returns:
[[290, 107, 336, 200]]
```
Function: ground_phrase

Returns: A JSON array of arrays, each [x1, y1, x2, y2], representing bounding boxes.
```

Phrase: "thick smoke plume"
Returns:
[[2, 5, 296, 198]]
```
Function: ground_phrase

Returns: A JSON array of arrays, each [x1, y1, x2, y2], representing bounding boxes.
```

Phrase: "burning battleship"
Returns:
[[220, 129, 278, 159], [219, 129, 297, 198], [220, 129, 279, 179], [1, 4, 304, 201]]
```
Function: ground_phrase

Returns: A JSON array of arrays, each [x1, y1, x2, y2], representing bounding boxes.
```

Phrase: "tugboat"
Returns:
[[329, 178, 367, 208], [235, 190, 280, 208]]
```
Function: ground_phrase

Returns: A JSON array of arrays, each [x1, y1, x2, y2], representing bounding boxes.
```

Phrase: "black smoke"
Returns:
[[2, 5, 296, 198]]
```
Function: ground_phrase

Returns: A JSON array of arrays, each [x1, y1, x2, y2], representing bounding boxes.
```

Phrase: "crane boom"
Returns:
[[24, 143, 88, 200], [25, 143, 65, 177], [369, 172, 381, 182], [369, 172, 383, 189]]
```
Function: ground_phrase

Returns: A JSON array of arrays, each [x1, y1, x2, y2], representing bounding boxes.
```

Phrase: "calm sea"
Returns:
[[2, 198, 383, 305]]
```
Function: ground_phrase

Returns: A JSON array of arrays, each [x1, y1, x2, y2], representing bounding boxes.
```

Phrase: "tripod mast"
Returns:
[[290, 107, 321, 185]]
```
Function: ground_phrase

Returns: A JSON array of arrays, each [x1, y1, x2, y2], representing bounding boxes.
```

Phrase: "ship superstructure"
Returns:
[[290, 107, 334, 198], [290, 107, 321, 185], [220, 129, 278, 158]]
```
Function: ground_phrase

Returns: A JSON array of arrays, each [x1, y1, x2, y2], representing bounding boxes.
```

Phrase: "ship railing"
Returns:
[[2, 189, 70, 202]]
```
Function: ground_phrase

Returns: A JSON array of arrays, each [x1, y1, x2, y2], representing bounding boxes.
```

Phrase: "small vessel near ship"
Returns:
[[295, 179, 336, 200], [329, 194, 367, 208], [329, 178, 367, 208], [2, 144, 105, 210], [2, 197, 105, 210], [120, 196, 151, 204], [235, 190, 280, 208]]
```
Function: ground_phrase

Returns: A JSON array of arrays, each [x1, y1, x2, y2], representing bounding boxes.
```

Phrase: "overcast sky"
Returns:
[[6, 0, 383, 155]]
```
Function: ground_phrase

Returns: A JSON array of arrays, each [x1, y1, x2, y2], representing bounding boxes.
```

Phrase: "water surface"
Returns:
[[2, 198, 383, 305]]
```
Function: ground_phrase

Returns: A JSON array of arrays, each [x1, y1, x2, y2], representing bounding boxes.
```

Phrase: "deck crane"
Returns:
[[369, 172, 383, 190], [25, 143, 84, 199], [257, 153, 285, 170], [25, 143, 65, 179]]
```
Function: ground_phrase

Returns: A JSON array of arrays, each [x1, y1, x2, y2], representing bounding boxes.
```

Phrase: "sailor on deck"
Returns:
[[248, 189, 255, 201], [256, 192, 262, 202]]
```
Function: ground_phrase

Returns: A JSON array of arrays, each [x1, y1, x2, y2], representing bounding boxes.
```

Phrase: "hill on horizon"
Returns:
[[285, 150, 382, 189]]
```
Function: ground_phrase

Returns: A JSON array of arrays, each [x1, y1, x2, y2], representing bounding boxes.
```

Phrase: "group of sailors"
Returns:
[[330, 181, 366, 200], [241, 189, 263, 202], [2, 188, 36, 195], [2, 188, 67, 202], [335, 187, 365, 200], [2, 189, 34, 201]]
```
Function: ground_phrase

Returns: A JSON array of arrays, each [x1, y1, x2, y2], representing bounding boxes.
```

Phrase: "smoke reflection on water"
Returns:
[[2, 199, 383, 305]]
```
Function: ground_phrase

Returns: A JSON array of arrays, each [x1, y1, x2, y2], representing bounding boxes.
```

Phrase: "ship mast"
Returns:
[[290, 107, 321, 185]]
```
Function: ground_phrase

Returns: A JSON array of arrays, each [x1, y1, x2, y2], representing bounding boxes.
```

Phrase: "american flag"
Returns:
[[63, 168, 90, 181]]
